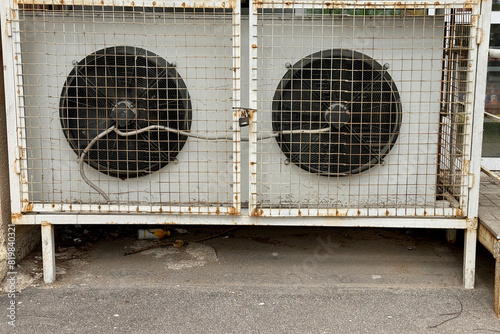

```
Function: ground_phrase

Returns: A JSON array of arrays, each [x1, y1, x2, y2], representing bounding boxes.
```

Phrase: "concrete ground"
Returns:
[[0, 225, 499, 333]]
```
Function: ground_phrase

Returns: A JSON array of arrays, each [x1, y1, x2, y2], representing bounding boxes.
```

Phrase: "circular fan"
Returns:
[[60, 46, 192, 178], [272, 49, 402, 176]]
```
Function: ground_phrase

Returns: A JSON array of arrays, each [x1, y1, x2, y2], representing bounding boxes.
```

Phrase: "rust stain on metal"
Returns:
[[228, 207, 238, 215], [253, 0, 263, 7], [13, 158, 19, 175], [357, 210, 361, 216], [98, 204, 101, 210], [251, 208, 264, 217], [385, 210, 390, 216], [297, 210, 302, 216], [130, 1, 135, 6], [476, 29, 485, 45], [334, 210, 347, 216], [41, 220, 51, 227], [59, 0, 65, 5], [250, 162, 256, 166], [463, 159, 470, 175], [136, 206, 140, 212], [215, 207, 221, 215], [181, 2, 186, 7], [251, 44, 258, 49], [22, 202, 33, 212], [471, 15, 478, 25], [152, 1, 156, 5], [18, 146, 25, 159], [11, 212, 22, 222]]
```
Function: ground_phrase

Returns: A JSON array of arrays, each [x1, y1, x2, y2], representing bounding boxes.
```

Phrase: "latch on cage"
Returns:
[[234, 107, 255, 127]]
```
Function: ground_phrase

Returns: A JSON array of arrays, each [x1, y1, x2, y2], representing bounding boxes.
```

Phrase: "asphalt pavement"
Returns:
[[1, 225, 499, 333]]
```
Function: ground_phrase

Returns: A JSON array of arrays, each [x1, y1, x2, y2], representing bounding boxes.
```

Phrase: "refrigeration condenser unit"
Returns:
[[0, 0, 491, 287]]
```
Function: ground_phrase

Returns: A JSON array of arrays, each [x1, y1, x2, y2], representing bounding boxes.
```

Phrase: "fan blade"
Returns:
[[138, 132, 171, 162], [138, 68, 167, 99]]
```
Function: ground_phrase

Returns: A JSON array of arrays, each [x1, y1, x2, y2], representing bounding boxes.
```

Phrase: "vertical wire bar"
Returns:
[[468, 0, 492, 219], [248, 0, 258, 215], [232, 0, 241, 213], [2, 2, 29, 213]]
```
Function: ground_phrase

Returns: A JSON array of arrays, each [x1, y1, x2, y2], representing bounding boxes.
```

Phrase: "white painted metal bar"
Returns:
[[256, 207, 460, 217], [16, 0, 236, 8], [1, 2, 24, 214], [461, 0, 493, 290], [248, 0, 258, 214], [253, 0, 475, 9], [464, 218, 478, 289], [490, 49, 500, 58], [13, 212, 469, 229], [466, 0, 491, 221], [41, 223, 56, 283], [29, 203, 237, 215], [232, 0, 242, 214]]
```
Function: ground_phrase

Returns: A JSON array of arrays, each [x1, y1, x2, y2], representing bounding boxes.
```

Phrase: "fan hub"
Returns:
[[325, 103, 350, 129], [111, 100, 137, 127]]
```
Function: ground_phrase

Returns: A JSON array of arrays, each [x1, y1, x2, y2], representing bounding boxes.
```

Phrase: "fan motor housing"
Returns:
[[59, 46, 192, 179], [272, 49, 402, 177]]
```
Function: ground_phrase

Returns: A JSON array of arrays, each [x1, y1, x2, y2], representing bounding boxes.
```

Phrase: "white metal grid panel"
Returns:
[[249, 2, 476, 217], [11, 1, 241, 214]]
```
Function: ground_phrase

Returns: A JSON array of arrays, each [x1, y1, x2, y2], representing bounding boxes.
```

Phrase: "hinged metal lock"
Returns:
[[239, 116, 250, 127]]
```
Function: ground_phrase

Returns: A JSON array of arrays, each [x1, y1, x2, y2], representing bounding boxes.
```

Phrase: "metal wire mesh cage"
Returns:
[[0, 0, 488, 220], [248, 0, 483, 217], [5, 0, 241, 215]]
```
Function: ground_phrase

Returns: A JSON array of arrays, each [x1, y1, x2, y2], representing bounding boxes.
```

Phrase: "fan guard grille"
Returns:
[[60, 46, 192, 178], [272, 49, 402, 176]]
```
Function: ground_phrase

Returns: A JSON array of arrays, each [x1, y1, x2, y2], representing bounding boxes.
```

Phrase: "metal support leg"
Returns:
[[41, 222, 56, 283], [446, 229, 457, 244], [495, 258, 500, 318], [463, 224, 477, 289]]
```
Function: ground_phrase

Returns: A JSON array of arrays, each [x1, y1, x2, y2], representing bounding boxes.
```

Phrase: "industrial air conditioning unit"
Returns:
[[0, 0, 491, 287]]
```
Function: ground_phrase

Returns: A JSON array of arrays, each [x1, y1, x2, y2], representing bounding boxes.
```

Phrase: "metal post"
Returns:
[[463, 219, 478, 289], [494, 257, 500, 317], [446, 229, 457, 244], [41, 222, 56, 283]]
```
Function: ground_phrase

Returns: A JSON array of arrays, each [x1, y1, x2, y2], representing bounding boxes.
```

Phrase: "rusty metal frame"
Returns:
[[14, 0, 237, 8], [4, 0, 242, 216], [1, 0, 492, 289]]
